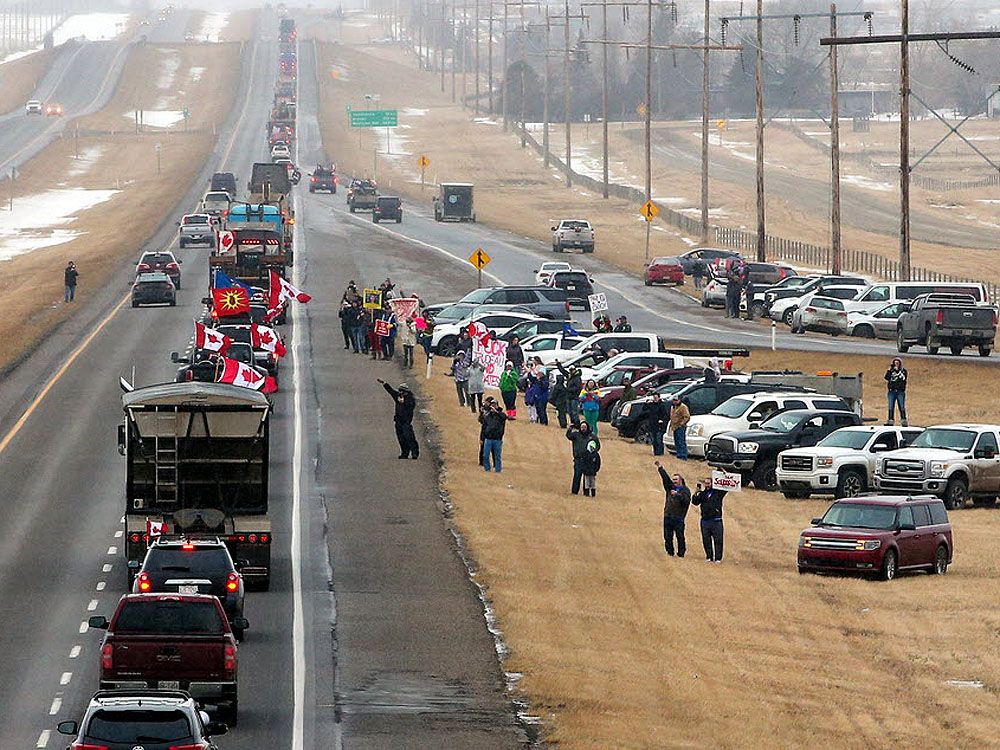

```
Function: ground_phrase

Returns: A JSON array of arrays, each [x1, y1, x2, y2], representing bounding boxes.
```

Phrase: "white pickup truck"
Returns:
[[551, 219, 595, 253]]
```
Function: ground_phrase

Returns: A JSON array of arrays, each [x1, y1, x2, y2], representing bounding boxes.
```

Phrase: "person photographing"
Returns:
[[692, 476, 726, 563]]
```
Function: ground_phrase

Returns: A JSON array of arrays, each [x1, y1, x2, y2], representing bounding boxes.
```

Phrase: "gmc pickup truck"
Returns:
[[552, 219, 595, 253], [89, 594, 248, 725], [896, 293, 996, 356]]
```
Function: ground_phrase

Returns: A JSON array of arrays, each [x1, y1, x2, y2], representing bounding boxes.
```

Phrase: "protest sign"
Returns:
[[472, 329, 509, 389], [711, 470, 742, 492], [363, 288, 383, 309], [588, 292, 608, 313], [388, 296, 419, 320]]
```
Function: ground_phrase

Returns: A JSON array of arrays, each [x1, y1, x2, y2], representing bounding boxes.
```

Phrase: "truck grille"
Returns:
[[706, 436, 737, 461], [780, 455, 813, 472], [881, 458, 925, 480]]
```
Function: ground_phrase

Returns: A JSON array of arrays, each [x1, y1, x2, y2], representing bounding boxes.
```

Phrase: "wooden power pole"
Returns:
[[754, 0, 765, 262], [898, 0, 910, 280], [829, 2, 842, 273]]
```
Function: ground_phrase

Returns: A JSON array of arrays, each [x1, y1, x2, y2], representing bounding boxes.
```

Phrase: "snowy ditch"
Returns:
[[0, 187, 118, 261], [197, 12, 230, 43]]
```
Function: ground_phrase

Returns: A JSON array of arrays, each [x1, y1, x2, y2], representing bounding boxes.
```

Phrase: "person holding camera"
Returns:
[[692, 476, 727, 562], [479, 397, 510, 472]]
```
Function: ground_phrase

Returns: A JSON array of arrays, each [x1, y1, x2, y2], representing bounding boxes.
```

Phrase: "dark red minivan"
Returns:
[[797, 495, 952, 580]]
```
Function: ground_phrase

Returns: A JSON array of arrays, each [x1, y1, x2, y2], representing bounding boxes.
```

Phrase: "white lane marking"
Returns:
[[96, 581, 106, 591], [48, 697, 61, 716], [102, 563, 113, 573], [114, 529, 123, 538], [78, 621, 88, 634], [35, 730, 49, 748], [87, 599, 99, 612], [68, 645, 81, 659], [59, 672, 72, 686], [107, 546, 117, 555]]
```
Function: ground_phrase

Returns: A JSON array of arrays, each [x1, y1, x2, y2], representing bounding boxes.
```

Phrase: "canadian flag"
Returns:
[[146, 519, 168, 539], [217, 357, 278, 394], [269, 269, 312, 309], [251, 323, 287, 357], [195, 321, 231, 354]]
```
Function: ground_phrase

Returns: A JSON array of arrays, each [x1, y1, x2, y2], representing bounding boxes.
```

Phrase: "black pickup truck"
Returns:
[[896, 293, 996, 356]]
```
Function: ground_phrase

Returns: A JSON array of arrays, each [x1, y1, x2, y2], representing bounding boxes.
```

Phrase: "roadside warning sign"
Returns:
[[469, 248, 491, 269], [417, 155, 430, 169], [640, 200, 659, 221]]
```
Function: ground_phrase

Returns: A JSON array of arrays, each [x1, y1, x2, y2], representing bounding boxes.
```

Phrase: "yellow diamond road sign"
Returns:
[[417, 155, 430, 169], [636, 102, 647, 116], [469, 248, 491, 269], [640, 200, 659, 221]]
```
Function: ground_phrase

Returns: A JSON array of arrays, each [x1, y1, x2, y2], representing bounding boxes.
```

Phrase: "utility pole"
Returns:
[[461, 1, 468, 106], [451, 0, 457, 102], [700, 0, 710, 242], [565, 0, 572, 187], [829, 2, 841, 273], [474, 0, 481, 114], [754, 0, 765, 262], [644, 0, 652, 203], [488, 0, 494, 113]]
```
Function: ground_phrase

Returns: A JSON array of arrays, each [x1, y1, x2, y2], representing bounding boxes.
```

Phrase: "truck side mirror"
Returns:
[[57, 721, 78, 736], [170, 351, 180, 363], [810, 517, 822, 525], [550, 226, 556, 231], [117, 424, 126, 456], [232, 617, 250, 631], [88, 616, 109, 630]]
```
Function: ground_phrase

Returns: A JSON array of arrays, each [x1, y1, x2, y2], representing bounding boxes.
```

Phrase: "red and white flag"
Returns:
[[146, 519, 168, 539], [217, 357, 278, 394], [269, 269, 312, 308], [217, 230, 235, 254], [251, 324, 287, 358], [195, 321, 231, 354]]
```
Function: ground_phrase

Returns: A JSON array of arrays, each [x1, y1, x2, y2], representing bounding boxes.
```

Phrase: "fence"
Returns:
[[514, 123, 1000, 303]]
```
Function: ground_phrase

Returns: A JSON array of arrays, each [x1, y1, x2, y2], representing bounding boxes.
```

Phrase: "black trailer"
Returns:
[[433, 182, 476, 222]]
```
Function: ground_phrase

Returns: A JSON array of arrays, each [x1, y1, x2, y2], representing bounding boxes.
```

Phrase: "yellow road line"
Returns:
[[0, 292, 130, 457]]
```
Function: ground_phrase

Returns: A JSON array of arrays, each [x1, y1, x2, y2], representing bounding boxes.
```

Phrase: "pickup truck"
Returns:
[[896, 293, 996, 356], [89, 594, 247, 725], [347, 180, 378, 212], [309, 165, 337, 193], [552, 219, 595, 253], [874, 423, 1000, 509]]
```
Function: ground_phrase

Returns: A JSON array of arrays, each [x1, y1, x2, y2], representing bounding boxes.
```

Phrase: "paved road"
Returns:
[[636, 128, 999, 252]]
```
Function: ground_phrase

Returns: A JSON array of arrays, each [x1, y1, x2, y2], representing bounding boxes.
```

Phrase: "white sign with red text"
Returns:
[[711, 469, 742, 492], [471, 327, 509, 389]]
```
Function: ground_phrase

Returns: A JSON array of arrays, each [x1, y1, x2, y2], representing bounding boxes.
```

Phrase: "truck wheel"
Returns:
[[131, 300, 138, 308], [949, 344, 963, 356], [634, 420, 654, 446], [896, 329, 910, 353], [332, 186, 337, 194], [751, 302, 766, 319], [309, 186, 315, 193], [852, 324, 875, 339], [879, 549, 898, 581], [349, 205, 355, 213], [944, 476, 968, 510], [932, 544, 949, 575], [751, 460, 778, 491], [979, 345, 992, 357], [701, 297, 709, 308], [835, 468, 866, 498]]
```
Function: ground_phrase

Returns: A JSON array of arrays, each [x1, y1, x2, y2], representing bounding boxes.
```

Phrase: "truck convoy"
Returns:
[[120, 382, 273, 592]]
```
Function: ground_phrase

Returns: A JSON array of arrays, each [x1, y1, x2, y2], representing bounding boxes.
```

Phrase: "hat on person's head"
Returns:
[[672, 396, 682, 403], [398, 383, 410, 391]]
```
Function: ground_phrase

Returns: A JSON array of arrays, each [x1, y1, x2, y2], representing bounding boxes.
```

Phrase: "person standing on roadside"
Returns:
[[692, 476, 726, 562], [479, 398, 510, 472], [566, 420, 600, 495], [692, 257, 707, 290], [725, 261, 741, 319], [349, 301, 366, 354], [507, 336, 525, 373], [338, 300, 353, 349], [670, 396, 691, 461], [451, 350, 471, 407], [64, 261, 79, 302], [657, 463, 690, 557], [399, 316, 417, 368], [646, 392, 670, 456], [467, 356, 485, 413], [884, 357, 908, 426], [376, 379, 419, 459], [620, 377, 637, 408], [525, 359, 550, 425], [499, 361, 520, 418], [550, 371, 569, 428], [579, 379, 601, 436], [613, 315, 632, 332], [555, 361, 582, 424], [579, 439, 602, 497]]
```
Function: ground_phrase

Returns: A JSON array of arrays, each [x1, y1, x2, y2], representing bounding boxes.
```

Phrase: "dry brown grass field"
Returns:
[[0, 42, 240, 372], [415, 344, 1000, 748], [0, 49, 54, 115]]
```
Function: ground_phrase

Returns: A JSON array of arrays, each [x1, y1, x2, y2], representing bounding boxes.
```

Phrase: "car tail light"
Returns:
[[71, 744, 109, 750], [993, 311, 998, 326], [168, 745, 206, 750], [130, 533, 141, 543], [936, 309, 944, 324], [182, 543, 195, 551], [137, 263, 151, 271], [224, 643, 237, 675], [260, 534, 270, 543], [311, 176, 316, 182], [837, 312, 847, 317], [167, 262, 179, 269], [137, 572, 152, 592], [185, 371, 193, 381], [101, 643, 113, 670], [249, 534, 258, 543], [226, 572, 239, 592], [565, 301, 570, 313]]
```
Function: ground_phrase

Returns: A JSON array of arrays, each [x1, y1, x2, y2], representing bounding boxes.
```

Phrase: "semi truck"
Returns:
[[119, 382, 273, 591], [211, 204, 292, 285]]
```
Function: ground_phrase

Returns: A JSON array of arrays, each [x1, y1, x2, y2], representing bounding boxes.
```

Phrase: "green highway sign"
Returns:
[[348, 109, 398, 128]]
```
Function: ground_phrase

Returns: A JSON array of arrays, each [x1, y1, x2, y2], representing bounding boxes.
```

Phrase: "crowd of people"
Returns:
[[722, 257, 756, 321]]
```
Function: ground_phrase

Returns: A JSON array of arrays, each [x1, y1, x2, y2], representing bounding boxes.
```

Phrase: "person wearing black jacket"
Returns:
[[884, 357, 908, 426], [692, 478, 727, 562], [555, 362, 583, 423], [657, 464, 690, 557], [338, 300, 353, 349], [566, 421, 600, 495], [645, 392, 670, 457], [377, 379, 419, 459], [479, 399, 509, 472]]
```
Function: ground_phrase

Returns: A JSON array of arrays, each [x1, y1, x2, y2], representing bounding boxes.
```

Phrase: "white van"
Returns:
[[845, 281, 988, 314]]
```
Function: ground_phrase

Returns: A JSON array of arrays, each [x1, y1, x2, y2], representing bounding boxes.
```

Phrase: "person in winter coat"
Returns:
[[657, 464, 690, 557], [579, 438, 602, 497], [556, 362, 583, 424], [367, 311, 381, 360], [398, 317, 417, 368], [692, 258, 707, 290], [507, 336, 525, 372], [669, 396, 691, 460], [550, 373, 570, 428], [349, 302, 367, 354], [593, 314, 613, 332], [64, 261, 79, 302], [338, 300, 353, 349], [884, 357, 908, 426], [692, 476, 726, 562], [452, 350, 471, 407], [524, 361, 550, 425], [467, 357, 486, 413], [377, 379, 419, 459], [498, 361, 520, 418], [579, 379, 601, 435], [479, 398, 510, 472], [645, 392, 670, 456], [379, 309, 397, 359], [620, 378, 637, 408], [566, 421, 601, 495], [613, 316, 632, 332]]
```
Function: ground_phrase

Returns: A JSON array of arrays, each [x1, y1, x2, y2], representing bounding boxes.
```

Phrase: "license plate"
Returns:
[[159, 680, 181, 690], [189, 234, 202, 239], [179, 584, 199, 594], [567, 285, 577, 291], [960, 329, 972, 336]]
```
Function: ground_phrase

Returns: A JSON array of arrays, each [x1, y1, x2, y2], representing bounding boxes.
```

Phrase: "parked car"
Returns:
[[598, 367, 702, 421], [762, 275, 869, 314], [577, 351, 687, 384], [874, 424, 1000, 509], [644, 256, 685, 286], [895, 293, 996, 356], [749, 275, 819, 317], [45, 102, 63, 116], [701, 263, 795, 308], [847, 301, 911, 339], [844, 281, 989, 314], [534, 261, 573, 285], [136, 250, 182, 287], [431, 311, 540, 354], [500, 318, 583, 342], [706, 409, 863, 490], [56, 690, 228, 749], [132, 272, 177, 307], [797, 496, 952, 580], [776, 425, 924, 499], [520, 333, 587, 358], [373, 195, 403, 223], [551, 219, 595, 253], [534, 332, 667, 367], [547, 269, 594, 309], [676, 247, 741, 275], [770, 286, 861, 326], [457, 286, 571, 320], [789, 296, 850, 335]]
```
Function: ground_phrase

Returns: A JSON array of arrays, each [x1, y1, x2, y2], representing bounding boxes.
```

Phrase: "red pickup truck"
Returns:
[[89, 594, 247, 725]]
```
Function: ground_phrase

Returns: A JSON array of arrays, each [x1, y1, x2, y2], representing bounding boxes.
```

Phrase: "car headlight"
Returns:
[[620, 404, 632, 417], [930, 461, 948, 478], [857, 539, 881, 551], [737, 442, 759, 453], [688, 424, 704, 437], [816, 456, 834, 468], [798, 536, 810, 548]]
